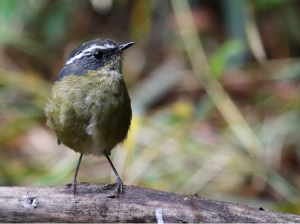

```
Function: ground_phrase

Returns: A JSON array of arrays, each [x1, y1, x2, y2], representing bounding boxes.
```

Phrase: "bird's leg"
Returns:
[[104, 154, 124, 193], [65, 153, 89, 194]]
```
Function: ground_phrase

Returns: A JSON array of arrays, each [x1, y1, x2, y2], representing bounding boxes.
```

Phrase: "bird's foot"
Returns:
[[65, 180, 90, 194], [103, 176, 124, 194]]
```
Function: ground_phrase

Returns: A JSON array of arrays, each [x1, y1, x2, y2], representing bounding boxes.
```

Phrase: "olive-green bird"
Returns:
[[45, 38, 134, 194]]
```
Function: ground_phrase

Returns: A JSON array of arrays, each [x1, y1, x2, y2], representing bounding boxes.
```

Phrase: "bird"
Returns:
[[45, 38, 134, 194]]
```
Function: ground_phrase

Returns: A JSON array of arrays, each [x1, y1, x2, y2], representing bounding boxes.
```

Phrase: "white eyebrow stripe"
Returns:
[[65, 44, 116, 65], [104, 43, 115, 48]]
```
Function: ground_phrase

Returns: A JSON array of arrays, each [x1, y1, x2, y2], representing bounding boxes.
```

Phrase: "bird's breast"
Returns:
[[45, 71, 132, 155]]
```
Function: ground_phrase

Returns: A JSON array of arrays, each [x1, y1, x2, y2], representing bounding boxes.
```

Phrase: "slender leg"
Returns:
[[105, 154, 124, 193], [65, 153, 89, 194]]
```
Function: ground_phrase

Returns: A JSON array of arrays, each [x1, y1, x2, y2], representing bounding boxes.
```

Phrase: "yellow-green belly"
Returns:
[[45, 73, 132, 156]]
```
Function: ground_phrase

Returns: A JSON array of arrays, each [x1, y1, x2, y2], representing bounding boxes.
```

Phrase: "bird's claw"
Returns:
[[65, 183, 73, 188], [65, 180, 89, 194], [116, 176, 124, 194], [103, 183, 117, 189], [103, 176, 124, 194], [79, 181, 90, 186]]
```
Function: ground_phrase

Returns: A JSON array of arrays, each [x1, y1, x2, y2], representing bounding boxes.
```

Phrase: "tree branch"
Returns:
[[0, 184, 299, 223]]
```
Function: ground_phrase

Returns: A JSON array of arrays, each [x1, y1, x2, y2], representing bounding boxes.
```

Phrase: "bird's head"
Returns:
[[58, 38, 134, 81]]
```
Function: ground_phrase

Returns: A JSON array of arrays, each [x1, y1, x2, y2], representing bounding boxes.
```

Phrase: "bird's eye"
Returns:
[[93, 51, 103, 60]]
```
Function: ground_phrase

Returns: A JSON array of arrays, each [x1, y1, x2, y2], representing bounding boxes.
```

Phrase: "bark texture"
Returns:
[[0, 184, 299, 223]]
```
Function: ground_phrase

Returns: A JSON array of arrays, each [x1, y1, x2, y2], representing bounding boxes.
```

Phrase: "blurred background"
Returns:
[[1, 0, 300, 214]]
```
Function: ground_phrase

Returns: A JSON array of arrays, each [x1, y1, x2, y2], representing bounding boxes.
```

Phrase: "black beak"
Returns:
[[117, 42, 135, 53]]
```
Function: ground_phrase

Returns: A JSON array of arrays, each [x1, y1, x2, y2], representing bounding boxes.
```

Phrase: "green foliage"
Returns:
[[0, 70, 50, 143], [252, 0, 292, 10], [209, 40, 246, 79]]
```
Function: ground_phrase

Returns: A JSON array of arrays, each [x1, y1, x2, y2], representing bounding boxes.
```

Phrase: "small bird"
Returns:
[[45, 38, 134, 194]]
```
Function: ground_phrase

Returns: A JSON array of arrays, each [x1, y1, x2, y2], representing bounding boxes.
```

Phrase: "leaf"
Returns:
[[209, 40, 246, 79]]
